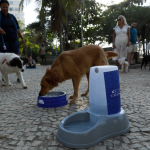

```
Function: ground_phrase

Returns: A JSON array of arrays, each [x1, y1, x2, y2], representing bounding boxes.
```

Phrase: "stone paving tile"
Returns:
[[1, 66, 150, 149]]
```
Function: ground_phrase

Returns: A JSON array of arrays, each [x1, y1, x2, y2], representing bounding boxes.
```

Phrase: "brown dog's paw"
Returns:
[[81, 93, 87, 96], [70, 100, 75, 104], [68, 95, 73, 99]]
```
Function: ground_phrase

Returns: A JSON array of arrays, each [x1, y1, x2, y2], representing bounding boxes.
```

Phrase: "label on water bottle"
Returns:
[[104, 70, 121, 115], [3, 46, 6, 50]]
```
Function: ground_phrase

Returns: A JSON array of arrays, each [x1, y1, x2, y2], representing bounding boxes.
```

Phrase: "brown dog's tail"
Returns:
[[105, 51, 118, 60]]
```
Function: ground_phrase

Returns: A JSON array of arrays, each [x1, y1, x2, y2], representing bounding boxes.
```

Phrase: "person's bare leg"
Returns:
[[116, 60, 119, 69], [42, 58, 44, 65], [130, 52, 134, 64], [45, 58, 46, 65]]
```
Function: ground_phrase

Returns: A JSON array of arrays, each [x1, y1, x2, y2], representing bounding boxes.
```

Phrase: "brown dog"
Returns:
[[39, 45, 118, 103]]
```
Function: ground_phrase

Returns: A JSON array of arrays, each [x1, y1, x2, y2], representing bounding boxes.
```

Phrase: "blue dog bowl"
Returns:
[[37, 91, 67, 108]]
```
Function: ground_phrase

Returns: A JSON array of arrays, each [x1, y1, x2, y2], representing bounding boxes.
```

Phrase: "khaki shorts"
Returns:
[[128, 44, 137, 53]]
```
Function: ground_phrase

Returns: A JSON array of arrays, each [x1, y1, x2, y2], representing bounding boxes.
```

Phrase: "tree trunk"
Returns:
[[64, 11, 69, 51], [143, 41, 145, 56], [60, 26, 63, 53], [43, 25, 46, 46], [65, 27, 69, 51], [71, 30, 76, 49], [81, 9, 83, 47]]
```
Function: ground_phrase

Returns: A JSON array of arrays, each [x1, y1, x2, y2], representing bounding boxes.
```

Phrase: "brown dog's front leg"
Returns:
[[68, 79, 75, 99], [70, 77, 81, 104], [81, 72, 89, 96]]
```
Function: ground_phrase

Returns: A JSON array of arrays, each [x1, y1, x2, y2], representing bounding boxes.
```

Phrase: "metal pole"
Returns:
[[81, 9, 83, 47]]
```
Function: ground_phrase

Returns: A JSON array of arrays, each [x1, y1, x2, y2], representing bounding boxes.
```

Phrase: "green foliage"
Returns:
[[18, 20, 25, 32], [97, 1, 150, 44], [46, 44, 57, 56], [19, 0, 148, 53]]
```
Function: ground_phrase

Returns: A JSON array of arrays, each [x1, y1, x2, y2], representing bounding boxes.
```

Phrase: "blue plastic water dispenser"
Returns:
[[57, 66, 130, 149]]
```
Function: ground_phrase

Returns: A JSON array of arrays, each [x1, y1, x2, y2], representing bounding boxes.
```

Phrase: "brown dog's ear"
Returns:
[[46, 71, 58, 87], [9, 57, 20, 67], [46, 77, 51, 84], [46, 68, 50, 72], [105, 51, 118, 60]]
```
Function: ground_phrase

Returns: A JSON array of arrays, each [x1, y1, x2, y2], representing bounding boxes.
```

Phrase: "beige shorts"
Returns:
[[128, 44, 137, 53]]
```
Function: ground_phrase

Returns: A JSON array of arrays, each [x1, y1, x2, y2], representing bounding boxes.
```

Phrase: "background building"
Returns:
[[8, 0, 25, 24]]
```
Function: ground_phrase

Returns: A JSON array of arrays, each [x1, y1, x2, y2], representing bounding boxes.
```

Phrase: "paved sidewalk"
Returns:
[[0, 65, 150, 150]]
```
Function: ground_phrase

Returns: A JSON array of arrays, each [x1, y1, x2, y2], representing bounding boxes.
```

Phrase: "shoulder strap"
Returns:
[[8, 13, 18, 37]]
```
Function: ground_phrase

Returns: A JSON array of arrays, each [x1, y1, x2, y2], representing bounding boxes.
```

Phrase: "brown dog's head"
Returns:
[[39, 68, 58, 96]]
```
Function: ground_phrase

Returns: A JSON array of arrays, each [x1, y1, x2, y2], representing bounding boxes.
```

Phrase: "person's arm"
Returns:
[[32, 59, 36, 64], [17, 29, 25, 47], [113, 30, 116, 48], [39, 47, 41, 55], [0, 28, 6, 34], [11, 14, 25, 47], [137, 35, 140, 45], [126, 27, 130, 46]]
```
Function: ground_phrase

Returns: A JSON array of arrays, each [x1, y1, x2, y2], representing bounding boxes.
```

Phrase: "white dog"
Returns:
[[0, 53, 28, 88], [118, 57, 129, 73]]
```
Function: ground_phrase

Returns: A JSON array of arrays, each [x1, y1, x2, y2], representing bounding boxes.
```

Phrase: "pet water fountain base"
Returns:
[[57, 108, 130, 149]]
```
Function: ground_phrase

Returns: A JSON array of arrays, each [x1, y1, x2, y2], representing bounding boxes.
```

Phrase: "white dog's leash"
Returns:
[[123, 46, 129, 57], [118, 47, 129, 66]]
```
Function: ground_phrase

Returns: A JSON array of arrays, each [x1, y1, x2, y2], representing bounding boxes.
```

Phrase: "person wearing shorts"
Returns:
[[39, 43, 47, 65], [127, 21, 140, 65]]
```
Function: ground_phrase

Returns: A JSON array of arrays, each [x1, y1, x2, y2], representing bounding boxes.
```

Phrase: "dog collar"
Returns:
[[2, 59, 9, 66]]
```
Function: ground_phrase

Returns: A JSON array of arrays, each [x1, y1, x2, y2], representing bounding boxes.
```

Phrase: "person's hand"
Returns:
[[113, 44, 116, 49], [0, 28, 6, 34], [126, 42, 130, 47], [22, 38, 26, 47]]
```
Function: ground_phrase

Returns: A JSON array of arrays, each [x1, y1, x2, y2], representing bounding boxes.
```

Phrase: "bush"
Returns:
[[46, 45, 60, 56]]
